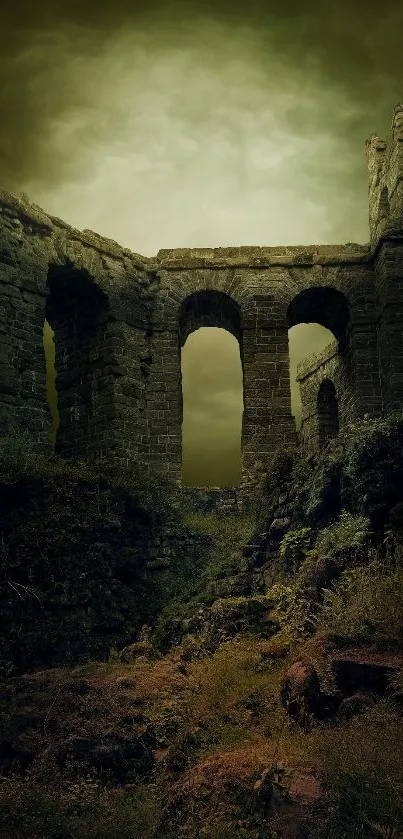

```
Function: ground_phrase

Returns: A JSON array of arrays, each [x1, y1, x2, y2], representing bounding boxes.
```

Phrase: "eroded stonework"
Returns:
[[1, 105, 403, 494]]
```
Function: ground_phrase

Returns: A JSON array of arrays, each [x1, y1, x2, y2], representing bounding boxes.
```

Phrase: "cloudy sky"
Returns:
[[2, 1, 402, 485]]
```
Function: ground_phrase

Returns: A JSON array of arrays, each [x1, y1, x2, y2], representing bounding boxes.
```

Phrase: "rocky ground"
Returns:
[[1, 509, 403, 838], [2, 413, 403, 837]]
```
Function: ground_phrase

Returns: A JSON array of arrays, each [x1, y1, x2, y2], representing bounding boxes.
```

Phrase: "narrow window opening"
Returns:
[[317, 379, 339, 448]]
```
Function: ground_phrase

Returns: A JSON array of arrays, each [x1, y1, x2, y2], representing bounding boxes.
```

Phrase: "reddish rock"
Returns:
[[267, 764, 327, 839], [280, 661, 322, 724]]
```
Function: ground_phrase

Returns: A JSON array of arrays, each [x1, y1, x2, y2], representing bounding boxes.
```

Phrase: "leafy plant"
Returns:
[[279, 527, 312, 571], [315, 511, 370, 557], [315, 559, 403, 639]]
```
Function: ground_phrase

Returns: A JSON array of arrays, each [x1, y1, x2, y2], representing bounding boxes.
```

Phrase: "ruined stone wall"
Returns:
[[297, 341, 343, 455], [149, 249, 383, 487], [1, 103, 403, 494], [0, 192, 155, 467]]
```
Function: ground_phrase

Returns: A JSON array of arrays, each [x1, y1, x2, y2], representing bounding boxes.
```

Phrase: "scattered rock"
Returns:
[[269, 517, 291, 537], [280, 661, 322, 724], [57, 731, 156, 784], [207, 572, 252, 598], [258, 640, 290, 660], [120, 641, 154, 663], [146, 557, 171, 571], [333, 691, 378, 722], [209, 595, 279, 639]]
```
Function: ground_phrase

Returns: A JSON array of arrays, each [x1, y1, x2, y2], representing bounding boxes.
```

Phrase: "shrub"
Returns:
[[341, 411, 403, 528], [279, 527, 312, 572], [314, 512, 370, 557], [315, 559, 403, 640]]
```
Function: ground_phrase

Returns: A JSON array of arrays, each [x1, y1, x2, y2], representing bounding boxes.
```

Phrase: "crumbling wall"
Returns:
[[0, 193, 53, 449], [297, 341, 344, 455], [0, 192, 155, 468]]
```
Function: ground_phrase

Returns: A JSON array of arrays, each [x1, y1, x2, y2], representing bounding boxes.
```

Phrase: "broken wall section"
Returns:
[[297, 340, 343, 455]]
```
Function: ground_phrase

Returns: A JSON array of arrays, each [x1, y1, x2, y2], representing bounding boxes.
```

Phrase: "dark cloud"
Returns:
[[2, 1, 402, 190]]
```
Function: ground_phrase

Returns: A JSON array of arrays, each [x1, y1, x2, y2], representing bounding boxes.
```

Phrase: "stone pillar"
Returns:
[[143, 328, 182, 481], [374, 240, 403, 411], [0, 199, 51, 451], [347, 277, 384, 417], [367, 105, 403, 411], [241, 297, 296, 484]]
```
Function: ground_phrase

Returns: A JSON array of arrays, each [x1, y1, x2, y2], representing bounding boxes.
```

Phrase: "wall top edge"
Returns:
[[1, 186, 402, 272], [296, 339, 339, 381]]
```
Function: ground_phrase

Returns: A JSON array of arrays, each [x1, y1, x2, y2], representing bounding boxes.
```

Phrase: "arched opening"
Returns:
[[317, 379, 339, 449], [288, 323, 335, 429], [181, 328, 243, 486], [287, 287, 349, 430], [287, 286, 349, 345], [179, 291, 243, 487], [46, 264, 111, 459]]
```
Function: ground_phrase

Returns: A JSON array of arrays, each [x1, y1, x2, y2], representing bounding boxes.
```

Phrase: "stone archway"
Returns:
[[287, 286, 350, 447], [287, 286, 350, 348], [317, 379, 339, 449], [178, 290, 244, 485]]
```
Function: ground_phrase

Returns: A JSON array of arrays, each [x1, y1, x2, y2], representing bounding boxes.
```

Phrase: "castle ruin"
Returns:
[[1, 104, 403, 494]]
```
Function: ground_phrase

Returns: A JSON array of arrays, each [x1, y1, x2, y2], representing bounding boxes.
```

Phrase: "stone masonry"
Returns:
[[1, 104, 403, 495]]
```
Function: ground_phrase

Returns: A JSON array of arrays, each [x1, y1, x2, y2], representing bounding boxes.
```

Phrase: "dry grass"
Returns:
[[315, 559, 403, 641], [186, 637, 286, 730], [0, 777, 161, 839], [306, 700, 403, 837]]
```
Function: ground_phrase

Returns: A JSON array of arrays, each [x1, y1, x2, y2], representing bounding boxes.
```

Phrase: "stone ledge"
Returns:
[[154, 243, 371, 269], [296, 339, 339, 381]]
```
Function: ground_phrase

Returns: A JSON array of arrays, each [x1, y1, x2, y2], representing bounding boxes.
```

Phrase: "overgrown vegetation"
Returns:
[[316, 556, 403, 640], [0, 431, 208, 675], [151, 513, 253, 653], [0, 777, 162, 839], [307, 700, 403, 838], [2, 413, 403, 837]]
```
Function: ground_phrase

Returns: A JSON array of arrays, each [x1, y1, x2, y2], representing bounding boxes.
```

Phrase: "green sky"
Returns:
[[3, 1, 403, 485]]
